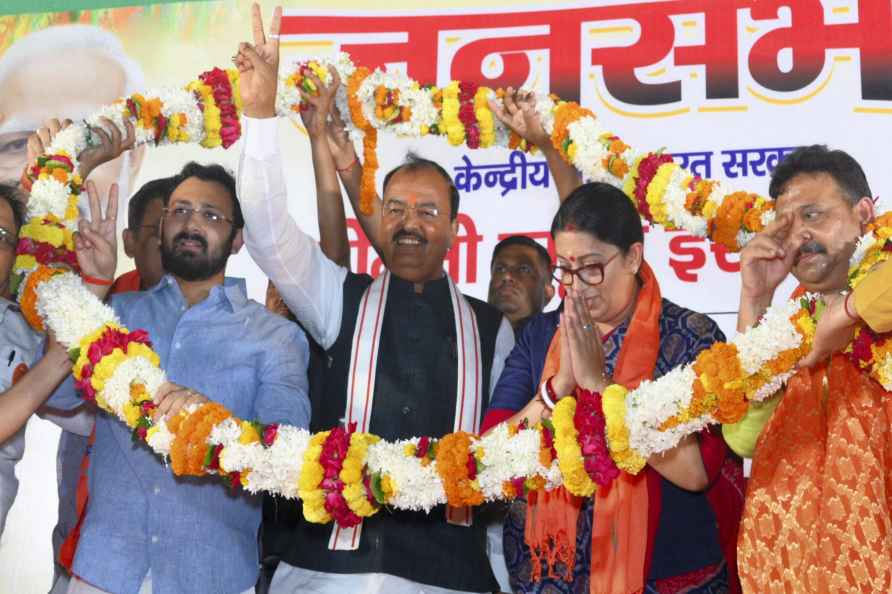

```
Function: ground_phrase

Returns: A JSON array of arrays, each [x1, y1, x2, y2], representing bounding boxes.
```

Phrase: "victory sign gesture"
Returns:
[[234, 3, 282, 119]]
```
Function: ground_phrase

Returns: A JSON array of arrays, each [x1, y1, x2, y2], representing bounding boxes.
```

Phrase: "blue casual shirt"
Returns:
[[48, 275, 311, 594]]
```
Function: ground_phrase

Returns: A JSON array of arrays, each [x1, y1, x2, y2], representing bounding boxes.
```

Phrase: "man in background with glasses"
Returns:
[[45, 160, 311, 594], [107, 177, 173, 294]]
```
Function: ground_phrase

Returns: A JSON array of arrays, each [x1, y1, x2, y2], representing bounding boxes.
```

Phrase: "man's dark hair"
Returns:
[[492, 235, 552, 273], [128, 177, 174, 230], [382, 153, 460, 220], [769, 144, 872, 204], [168, 162, 244, 229], [551, 182, 644, 253], [0, 183, 26, 232]]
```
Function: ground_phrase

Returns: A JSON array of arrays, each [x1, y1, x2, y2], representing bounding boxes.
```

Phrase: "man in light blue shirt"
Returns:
[[48, 162, 311, 594]]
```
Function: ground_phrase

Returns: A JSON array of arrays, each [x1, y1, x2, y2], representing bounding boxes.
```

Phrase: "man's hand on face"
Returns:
[[233, 3, 281, 119], [739, 214, 797, 308]]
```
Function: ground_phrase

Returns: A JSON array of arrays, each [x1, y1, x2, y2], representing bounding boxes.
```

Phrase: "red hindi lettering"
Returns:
[[674, 3, 740, 100], [589, 2, 692, 106], [668, 234, 707, 283], [347, 218, 383, 277], [283, 3, 697, 103], [446, 213, 483, 284], [748, 0, 892, 100], [710, 242, 740, 273]]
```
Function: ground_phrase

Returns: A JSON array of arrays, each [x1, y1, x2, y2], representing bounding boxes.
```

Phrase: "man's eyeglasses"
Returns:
[[0, 226, 18, 251], [382, 200, 440, 221], [163, 206, 234, 227], [492, 263, 537, 278], [132, 223, 160, 238], [552, 252, 620, 287]]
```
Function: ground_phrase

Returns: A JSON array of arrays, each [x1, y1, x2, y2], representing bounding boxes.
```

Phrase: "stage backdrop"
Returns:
[[2, 0, 891, 591]]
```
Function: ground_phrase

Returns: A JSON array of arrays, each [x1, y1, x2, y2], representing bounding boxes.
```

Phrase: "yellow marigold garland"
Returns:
[[441, 81, 464, 146], [298, 431, 331, 524], [474, 86, 495, 148], [602, 384, 647, 474], [552, 397, 596, 497], [342, 433, 381, 518]]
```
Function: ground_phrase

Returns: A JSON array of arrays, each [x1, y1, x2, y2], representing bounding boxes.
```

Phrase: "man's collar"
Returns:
[[388, 270, 451, 295], [153, 274, 248, 311]]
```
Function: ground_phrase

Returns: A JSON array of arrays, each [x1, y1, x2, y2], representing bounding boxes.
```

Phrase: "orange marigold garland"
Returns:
[[435, 432, 484, 507], [19, 265, 66, 331], [346, 67, 378, 216]]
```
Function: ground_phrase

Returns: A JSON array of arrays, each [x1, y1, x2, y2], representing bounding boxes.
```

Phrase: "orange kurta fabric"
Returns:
[[738, 354, 892, 593]]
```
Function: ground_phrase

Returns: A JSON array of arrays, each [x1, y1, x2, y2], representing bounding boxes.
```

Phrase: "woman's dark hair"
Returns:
[[550, 182, 643, 253]]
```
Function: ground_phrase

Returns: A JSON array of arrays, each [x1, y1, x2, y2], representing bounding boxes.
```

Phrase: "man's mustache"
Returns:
[[795, 241, 826, 264], [173, 232, 208, 251], [392, 229, 427, 245]]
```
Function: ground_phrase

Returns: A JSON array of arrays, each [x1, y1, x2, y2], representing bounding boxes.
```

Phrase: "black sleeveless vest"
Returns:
[[263, 272, 504, 592]]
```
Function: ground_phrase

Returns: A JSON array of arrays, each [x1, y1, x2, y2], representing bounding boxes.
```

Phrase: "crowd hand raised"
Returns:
[[75, 180, 118, 283], [233, 3, 281, 118], [564, 288, 609, 393], [739, 214, 796, 307], [79, 117, 136, 180], [26, 118, 72, 173], [152, 382, 210, 423], [326, 104, 358, 171], [299, 66, 341, 137], [488, 87, 551, 148], [799, 292, 858, 368], [26, 117, 134, 182]]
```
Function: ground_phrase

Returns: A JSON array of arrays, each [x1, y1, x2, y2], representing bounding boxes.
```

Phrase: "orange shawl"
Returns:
[[738, 353, 892, 593], [526, 262, 662, 594]]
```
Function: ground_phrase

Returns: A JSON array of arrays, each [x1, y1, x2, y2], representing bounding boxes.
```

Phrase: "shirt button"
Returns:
[[151, 535, 159, 544], [174, 342, 181, 349], [153, 486, 161, 495], [402, 406, 411, 415]]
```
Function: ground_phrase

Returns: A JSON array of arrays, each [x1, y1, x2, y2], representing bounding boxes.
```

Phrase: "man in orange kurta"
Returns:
[[726, 145, 892, 593]]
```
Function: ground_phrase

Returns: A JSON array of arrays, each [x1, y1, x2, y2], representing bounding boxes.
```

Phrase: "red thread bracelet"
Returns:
[[336, 156, 357, 173], [83, 274, 113, 287]]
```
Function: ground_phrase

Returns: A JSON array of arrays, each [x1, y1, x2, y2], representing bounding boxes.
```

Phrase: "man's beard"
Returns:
[[161, 231, 230, 281]]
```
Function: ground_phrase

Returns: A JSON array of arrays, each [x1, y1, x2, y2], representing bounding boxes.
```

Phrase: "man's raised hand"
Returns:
[[234, 3, 282, 118]]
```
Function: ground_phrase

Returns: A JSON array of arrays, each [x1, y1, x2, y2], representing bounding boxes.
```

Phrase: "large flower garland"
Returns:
[[15, 52, 892, 528], [600, 212, 892, 471], [282, 53, 770, 252]]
